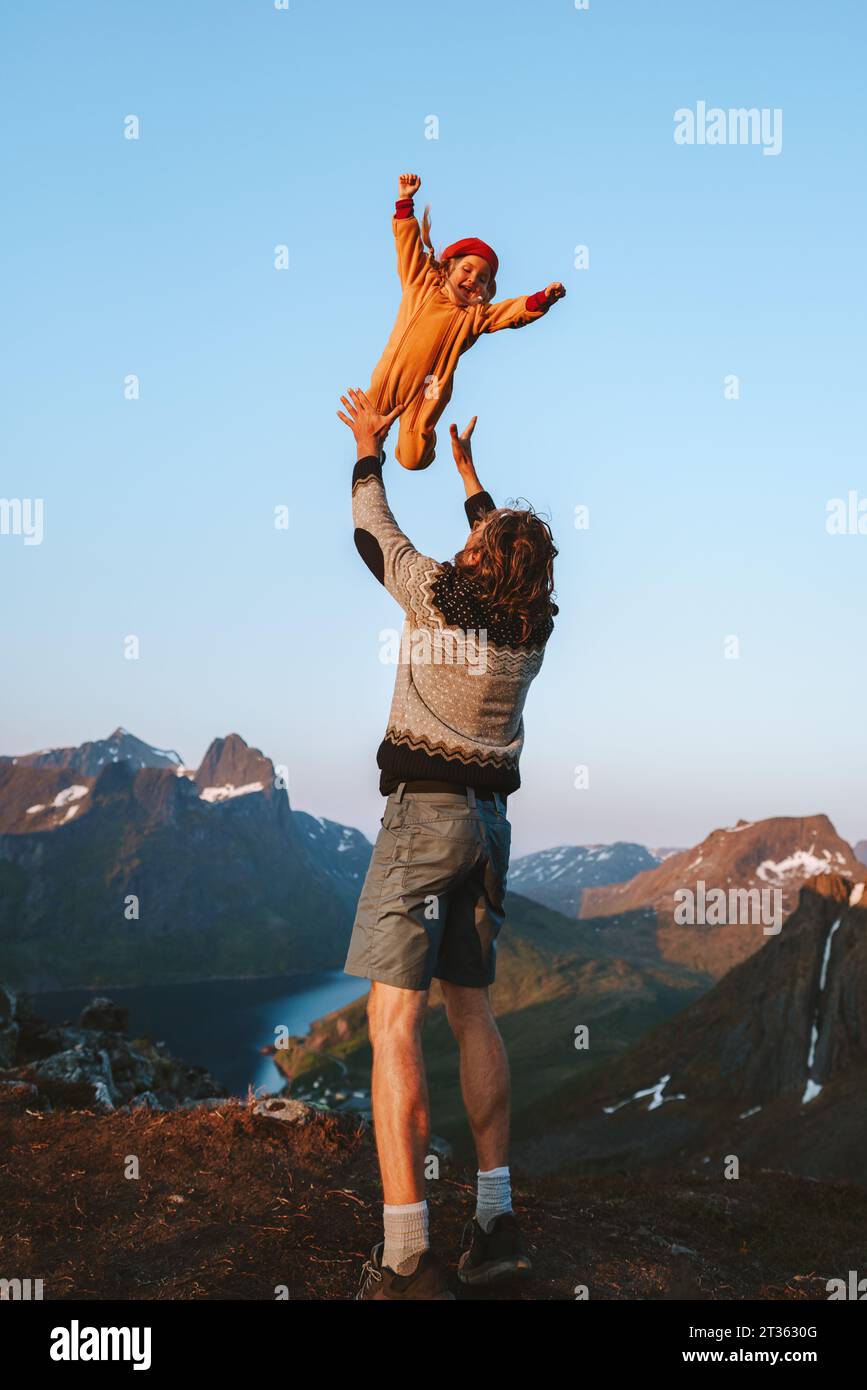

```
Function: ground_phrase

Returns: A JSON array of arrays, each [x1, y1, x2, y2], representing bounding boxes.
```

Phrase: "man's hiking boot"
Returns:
[[355, 1241, 455, 1300], [457, 1211, 532, 1287]]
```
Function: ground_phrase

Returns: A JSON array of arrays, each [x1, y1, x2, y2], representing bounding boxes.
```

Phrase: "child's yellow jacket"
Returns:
[[369, 212, 552, 468]]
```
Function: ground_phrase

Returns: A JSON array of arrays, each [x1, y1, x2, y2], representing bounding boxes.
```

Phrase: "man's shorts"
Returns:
[[344, 783, 512, 991]]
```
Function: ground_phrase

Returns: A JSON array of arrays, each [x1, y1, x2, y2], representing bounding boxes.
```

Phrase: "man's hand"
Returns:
[[397, 172, 421, 200], [449, 416, 477, 474], [449, 417, 485, 501], [337, 387, 405, 460], [543, 282, 566, 303]]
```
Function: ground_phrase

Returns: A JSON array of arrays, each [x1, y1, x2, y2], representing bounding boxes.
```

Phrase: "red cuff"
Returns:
[[526, 289, 551, 313], [395, 197, 414, 220]]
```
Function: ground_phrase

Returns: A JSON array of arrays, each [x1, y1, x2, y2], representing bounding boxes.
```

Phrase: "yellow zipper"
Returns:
[[407, 305, 455, 430], [384, 292, 429, 399]]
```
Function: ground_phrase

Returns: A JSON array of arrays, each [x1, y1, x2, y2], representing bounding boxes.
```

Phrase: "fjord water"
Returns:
[[31, 972, 370, 1096]]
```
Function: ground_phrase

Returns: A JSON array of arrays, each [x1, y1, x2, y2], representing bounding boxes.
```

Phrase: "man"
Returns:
[[337, 387, 558, 1300]]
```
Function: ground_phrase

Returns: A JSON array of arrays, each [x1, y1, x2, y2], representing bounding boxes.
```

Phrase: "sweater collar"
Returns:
[[431, 563, 552, 649]]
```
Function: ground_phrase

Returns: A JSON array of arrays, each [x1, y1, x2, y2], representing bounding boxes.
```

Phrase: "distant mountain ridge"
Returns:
[[576, 814, 864, 979], [271, 888, 711, 1153], [0, 728, 372, 990], [513, 873, 867, 1186], [508, 842, 660, 917], [292, 812, 371, 900], [0, 726, 183, 776]]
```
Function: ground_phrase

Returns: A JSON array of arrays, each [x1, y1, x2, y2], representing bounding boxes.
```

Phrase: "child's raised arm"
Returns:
[[477, 282, 566, 334], [392, 173, 433, 290], [398, 172, 421, 202]]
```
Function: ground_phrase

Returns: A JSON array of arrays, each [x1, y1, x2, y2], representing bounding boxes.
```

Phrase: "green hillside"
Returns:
[[274, 891, 711, 1157]]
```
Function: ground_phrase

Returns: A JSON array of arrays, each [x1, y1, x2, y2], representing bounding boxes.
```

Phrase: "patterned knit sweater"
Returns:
[[352, 456, 554, 794]]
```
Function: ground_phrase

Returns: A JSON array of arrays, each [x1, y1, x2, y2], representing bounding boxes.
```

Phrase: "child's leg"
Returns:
[[366, 371, 434, 468], [394, 421, 436, 471], [367, 371, 390, 416]]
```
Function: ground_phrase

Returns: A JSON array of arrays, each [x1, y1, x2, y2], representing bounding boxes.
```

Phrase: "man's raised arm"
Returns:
[[449, 418, 496, 525], [338, 388, 426, 612]]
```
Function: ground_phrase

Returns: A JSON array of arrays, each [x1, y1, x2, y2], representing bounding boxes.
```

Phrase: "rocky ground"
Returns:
[[1, 1097, 864, 1301], [2, 982, 864, 1302], [0, 986, 228, 1114]]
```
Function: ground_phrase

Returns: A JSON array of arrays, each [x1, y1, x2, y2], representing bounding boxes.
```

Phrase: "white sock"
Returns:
[[476, 1166, 512, 1233], [382, 1200, 429, 1274]]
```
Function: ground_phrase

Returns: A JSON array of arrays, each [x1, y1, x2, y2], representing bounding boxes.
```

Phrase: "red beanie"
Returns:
[[440, 237, 499, 277]]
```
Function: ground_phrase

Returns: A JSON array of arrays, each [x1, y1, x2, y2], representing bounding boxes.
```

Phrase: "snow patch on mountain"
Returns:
[[801, 915, 843, 1105], [53, 785, 89, 807], [603, 1073, 686, 1115], [756, 847, 845, 885], [199, 782, 264, 804], [26, 785, 89, 818]]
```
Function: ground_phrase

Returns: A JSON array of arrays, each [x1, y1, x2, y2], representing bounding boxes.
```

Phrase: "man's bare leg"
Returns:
[[439, 980, 528, 1283], [367, 980, 431, 1203], [439, 981, 510, 1169]]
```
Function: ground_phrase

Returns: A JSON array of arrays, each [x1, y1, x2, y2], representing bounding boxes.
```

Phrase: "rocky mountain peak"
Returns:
[[0, 728, 184, 776], [576, 813, 865, 980], [193, 734, 283, 805]]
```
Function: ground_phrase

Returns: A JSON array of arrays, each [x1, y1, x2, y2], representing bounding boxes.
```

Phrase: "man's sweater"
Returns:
[[352, 456, 554, 794]]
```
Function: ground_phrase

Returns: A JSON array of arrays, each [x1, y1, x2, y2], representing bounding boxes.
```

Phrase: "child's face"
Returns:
[[447, 255, 492, 306]]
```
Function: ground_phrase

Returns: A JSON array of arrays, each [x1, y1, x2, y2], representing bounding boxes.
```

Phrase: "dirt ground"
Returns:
[[1, 1099, 863, 1301]]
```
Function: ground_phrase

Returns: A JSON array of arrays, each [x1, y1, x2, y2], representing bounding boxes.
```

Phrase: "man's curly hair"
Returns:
[[454, 503, 559, 642]]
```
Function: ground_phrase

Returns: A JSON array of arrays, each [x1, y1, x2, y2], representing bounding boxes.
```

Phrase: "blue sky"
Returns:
[[2, 0, 865, 854]]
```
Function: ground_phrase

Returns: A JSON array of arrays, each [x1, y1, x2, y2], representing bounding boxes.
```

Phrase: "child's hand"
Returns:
[[397, 172, 421, 200], [338, 388, 405, 458], [544, 282, 566, 303], [449, 417, 478, 473]]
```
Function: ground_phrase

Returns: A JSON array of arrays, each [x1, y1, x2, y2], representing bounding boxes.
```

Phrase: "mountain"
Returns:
[[292, 812, 371, 901], [194, 733, 276, 800], [576, 814, 863, 979], [0, 730, 372, 990], [512, 873, 867, 1185], [270, 890, 712, 1152], [0, 725, 183, 775], [854, 840, 867, 867], [508, 842, 659, 917]]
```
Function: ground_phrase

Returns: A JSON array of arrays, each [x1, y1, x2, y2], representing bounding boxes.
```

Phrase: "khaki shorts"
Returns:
[[344, 783, 512, 991]]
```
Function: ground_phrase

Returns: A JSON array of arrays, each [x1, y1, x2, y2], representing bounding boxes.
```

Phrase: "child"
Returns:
[[368, 173, 565, 471]]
